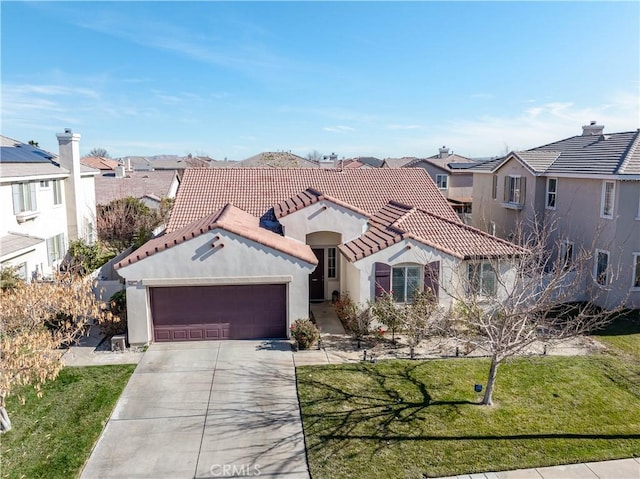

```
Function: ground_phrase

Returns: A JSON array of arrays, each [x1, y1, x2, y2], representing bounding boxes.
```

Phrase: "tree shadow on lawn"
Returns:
[[298, 362, 640, 455]]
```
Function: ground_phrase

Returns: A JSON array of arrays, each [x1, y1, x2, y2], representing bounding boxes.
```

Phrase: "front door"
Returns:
[[309, 248, 325, 301]]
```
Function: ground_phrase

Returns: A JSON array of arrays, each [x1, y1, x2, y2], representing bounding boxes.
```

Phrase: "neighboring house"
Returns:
[[94, 169, 180, 209], [115, 168, 521, 345], [80, 156, 120, 173], [0, 129, 98, 280], [236, 151, 320, 168], [119, 154, 221, 171], [470, 122, 640, 309], [402, 147, 477, 220], [381, 157, 417, 168]]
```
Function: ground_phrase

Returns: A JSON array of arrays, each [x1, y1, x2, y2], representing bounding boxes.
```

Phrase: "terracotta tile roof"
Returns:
[[237, 152, 319, 168], [273, 188, 370, 219], [340, 201, 523, 262], [80, 156, 120, 171], [94, 170, 178, 205], [116, 204, 318, 269], [168, 168, 459, 232]]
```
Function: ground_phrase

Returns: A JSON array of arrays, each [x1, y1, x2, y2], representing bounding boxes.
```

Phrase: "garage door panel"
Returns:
[[151, 285, 286, 342]]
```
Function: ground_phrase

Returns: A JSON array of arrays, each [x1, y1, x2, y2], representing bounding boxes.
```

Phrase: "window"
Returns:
[[546, 178, 557, 209], [40, 180, 51, 189], [436, 174, 448, 189], [327, 247, 337, 279], [601, 181, 615, 218], [503, 175, 526, 206], [12, 182, 38, 214], [632, 253, 640, 290], [53, 179, 63, 205], [594, 249, 609, 286], [46, 233, 66, 266], [491, 175, 498, 199], [489, 221, 496, 236], [468, 261, 497, 296], [391, 265, 421, 302], [560, 240, 574, 270]]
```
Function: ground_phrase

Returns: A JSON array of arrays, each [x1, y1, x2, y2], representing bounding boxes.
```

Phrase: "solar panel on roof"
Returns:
[[0, 145, 54, 163]]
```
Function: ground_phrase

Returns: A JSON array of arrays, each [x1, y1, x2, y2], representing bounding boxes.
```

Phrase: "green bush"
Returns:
[[290, 318, 320, 350]]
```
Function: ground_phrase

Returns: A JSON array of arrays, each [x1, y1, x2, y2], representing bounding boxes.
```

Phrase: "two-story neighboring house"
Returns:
[[0, 129, 98, 280], [471, 122, 640, 310]]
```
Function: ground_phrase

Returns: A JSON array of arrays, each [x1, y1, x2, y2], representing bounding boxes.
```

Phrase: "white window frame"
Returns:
[[12, 182, 38, 214], [46, 233, 66, 266], [467, 261, 497, 297], [600, 181, 615, 219], [491, 175, 498, 200], [53, 179, 63, 205], [436, 174, 449, 190], [594, 249, 610, 286], [327, 247, 337, 279], [632, 252, 640, 290], [40, 180, 51, 189], [546, 178, 557, 210], [636, 194, 640, 221], [391, 264, 422, 303], [560, 240, 574, 270]]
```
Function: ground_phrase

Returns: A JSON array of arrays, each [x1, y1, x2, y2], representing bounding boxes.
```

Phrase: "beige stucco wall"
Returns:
[[117, 228, 316, 345], [279, 200, 367, 243]]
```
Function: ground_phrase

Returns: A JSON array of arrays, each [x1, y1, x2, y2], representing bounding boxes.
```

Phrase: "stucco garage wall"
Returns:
[[118, 228, 315, 345], [279, 200, 367, 243]]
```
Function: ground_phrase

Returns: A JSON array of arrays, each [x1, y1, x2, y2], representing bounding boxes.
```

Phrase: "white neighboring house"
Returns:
[[0, 129, 98, 280]]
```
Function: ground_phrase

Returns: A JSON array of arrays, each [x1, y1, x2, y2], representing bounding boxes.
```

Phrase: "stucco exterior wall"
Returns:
[[80, 175, 97, 242], [279, 200, 367, 243], [117, 228, 316, 345]]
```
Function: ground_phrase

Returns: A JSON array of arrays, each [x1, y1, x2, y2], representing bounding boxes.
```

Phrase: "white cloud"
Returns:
[[323, 125, 355, 133]]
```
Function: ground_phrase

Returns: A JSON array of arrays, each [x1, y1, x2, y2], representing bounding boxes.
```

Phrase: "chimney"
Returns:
[[56, 129, 83, 241], [115, 165, 126, 178], [126, 157, 132, 171], [582, 121, 604, 136], [438, 146, 450, 159]]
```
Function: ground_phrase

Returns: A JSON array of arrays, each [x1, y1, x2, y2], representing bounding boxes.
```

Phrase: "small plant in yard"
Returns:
[[290, 318, 320, 350], [370, 290, 403, 344]]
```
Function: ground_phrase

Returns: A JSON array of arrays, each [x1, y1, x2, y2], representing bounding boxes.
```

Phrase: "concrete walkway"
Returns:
[[61, 324, 143, 367], [434, 457, 640, 479], [80, 340, 309, 479]]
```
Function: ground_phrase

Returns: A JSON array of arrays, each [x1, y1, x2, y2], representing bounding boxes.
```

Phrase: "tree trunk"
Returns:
[[0, 406, 12, 432], [482, 356, 499, 405]]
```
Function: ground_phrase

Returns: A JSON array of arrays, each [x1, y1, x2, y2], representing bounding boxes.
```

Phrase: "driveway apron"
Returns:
[[80, 340, 309, 479]]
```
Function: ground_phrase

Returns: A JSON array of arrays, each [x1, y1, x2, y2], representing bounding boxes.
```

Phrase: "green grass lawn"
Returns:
[[1, 365, 135, 479], [593, 311, 640, 360], [298, 356, 640, 478]]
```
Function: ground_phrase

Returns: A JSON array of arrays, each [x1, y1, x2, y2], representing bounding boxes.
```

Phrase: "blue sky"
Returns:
[[2, 1, 638, 161]]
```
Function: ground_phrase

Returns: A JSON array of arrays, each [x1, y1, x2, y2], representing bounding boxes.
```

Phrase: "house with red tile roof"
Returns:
[[115, 168, 522, 346]]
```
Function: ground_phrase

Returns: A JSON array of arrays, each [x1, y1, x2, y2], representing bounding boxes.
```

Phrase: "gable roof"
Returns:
[[116, 203, 318, 269], [340, 201, 524, 262], [167, 168, 460, 232], [381, 157, 417, 168], [81, 156, 121, 171], [94, 170, 179, 205], [404, 153, 477, 173], [273, 188, 370, 219], [471, 129, 640, 176], [0, 135, 68, 179]]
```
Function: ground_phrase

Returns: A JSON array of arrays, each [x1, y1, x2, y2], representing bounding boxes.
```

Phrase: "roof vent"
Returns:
[[582, 121, 604, 136], [64, 128, 72, 134]]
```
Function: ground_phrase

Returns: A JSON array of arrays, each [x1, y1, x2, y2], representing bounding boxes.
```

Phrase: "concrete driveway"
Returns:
[[80, 340, 309, 479]]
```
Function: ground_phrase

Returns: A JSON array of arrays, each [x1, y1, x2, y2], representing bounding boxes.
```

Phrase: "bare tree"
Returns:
[[441, 222, 624, 405], [85, 147, 110, 158], [0, 274, 114, 432], [97, 197, 166, 251], [306, 150, 323, 163]]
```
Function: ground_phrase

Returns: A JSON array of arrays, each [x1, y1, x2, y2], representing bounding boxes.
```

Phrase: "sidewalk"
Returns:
[[434, 457, 640, 479]]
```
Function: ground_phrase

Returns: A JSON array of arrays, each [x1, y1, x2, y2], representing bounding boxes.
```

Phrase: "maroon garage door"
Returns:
[[150, 284, 286, 342]]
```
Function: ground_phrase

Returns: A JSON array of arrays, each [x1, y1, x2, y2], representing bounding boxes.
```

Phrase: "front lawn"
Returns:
[[593, 311, 640, 360], [297, 356, 640, 478], [1, 365, 136, 479]]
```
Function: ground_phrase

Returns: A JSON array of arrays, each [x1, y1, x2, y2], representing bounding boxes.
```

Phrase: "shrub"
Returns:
[[370, 291, 404, 344], [98, 290, 127, 337], [290, 318, 320, 350], [0, 266, 23, 291]]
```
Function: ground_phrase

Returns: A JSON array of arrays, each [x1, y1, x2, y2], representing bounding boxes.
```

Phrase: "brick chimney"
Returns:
[[56, 128, 83, 241], [582, 121, 604, 136]]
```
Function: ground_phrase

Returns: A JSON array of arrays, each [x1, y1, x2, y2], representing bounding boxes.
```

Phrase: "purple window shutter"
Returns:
[[424, 261, 440, 300], [374, 262, 391, 298]]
